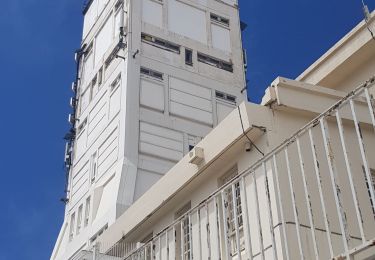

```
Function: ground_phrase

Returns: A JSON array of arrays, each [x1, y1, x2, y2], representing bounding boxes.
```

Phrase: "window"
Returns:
[[76, 205, 83, 235], [115, 0, 124, 11], [111, 74, 122, 92], [84, 197, 91, 227], [140, 67, 163, 81], [188, 135, 201, 152], [219, 166, 244, 256], [90, 152, 97, 183], [216, 91, 237, 105], [141, 33, 180, 53], [90, 75, 98, 101], [90, 224, 108, 244], [197, 53, 233, 72], [82, 44, 94, 85], [98, 68, 103, 87], [77, 119, 87, 136], [210, 13, 230, 27], [363, 167, 375, 214], [185, 48, 193, 66], [175, 202, 191, 260], [243, 48, 248, 73], [69, 213, 76, 241]]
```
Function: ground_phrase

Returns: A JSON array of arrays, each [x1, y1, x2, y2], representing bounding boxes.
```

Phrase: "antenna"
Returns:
[[361, 0, 375, 41], [362, 0, 371, 21]]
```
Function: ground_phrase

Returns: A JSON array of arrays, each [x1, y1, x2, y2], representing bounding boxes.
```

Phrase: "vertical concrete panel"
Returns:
[[82, 0, 98, 38], [140, 79, 165, 112], [168, 0, 207, 44], [97, 0, 109, 16], [216, 101, 235, 122], [95, 176, 117, 221], [95, 13, 114, 67], [142, 0, 163, 28], [211, 24, 231, 52], [109, 85, 121, 119]]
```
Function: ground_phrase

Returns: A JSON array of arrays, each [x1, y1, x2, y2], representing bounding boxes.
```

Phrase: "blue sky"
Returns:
[[0, 0, 372, 259]]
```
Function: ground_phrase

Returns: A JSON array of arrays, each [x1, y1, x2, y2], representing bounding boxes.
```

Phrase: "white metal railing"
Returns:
[[92, 241, 137, 260], [101, 77, 375, 260]]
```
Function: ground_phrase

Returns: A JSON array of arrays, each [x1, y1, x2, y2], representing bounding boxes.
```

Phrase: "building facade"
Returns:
[[52, 0, 247, 259], [67, 9, 375, 260]]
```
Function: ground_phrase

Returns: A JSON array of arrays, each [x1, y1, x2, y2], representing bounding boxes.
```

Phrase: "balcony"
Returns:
[[82, 77, 375, 259]]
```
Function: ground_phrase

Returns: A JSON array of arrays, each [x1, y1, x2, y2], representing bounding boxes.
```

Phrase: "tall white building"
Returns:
[[52, 0, 247, 259], [55, 9, 375, 260]]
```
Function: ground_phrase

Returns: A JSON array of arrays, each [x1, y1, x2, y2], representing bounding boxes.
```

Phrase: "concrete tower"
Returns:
[[52, 0, 246, 258]]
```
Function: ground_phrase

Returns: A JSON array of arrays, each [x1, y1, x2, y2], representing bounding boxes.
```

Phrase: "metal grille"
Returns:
[[224, 183, 244, 256], [181, 217, 192, 260]]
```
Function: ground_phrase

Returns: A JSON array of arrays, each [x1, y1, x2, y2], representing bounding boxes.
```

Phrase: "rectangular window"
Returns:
[[363, 167, 375, 213], [76, 205, 83, 235], [110, 74, 121, 92], [77, 119, 87, 136], [188, 135, 201, 152], [175, 202, 191, 260], [216, 91, 237, 105], [69, 213, 76, 241], [243, 48, 248, 73], [114, 2, 124, 37], [90, 152, 97, 183], [90, 75, 99, 101], [115, 0, 124, 11], [219, 166, 244, 256], [140, 67, 163, 81], [98, 68, 103, 87], [198, 53, 233, 72], [83, 44, 94, 85], [185, 48, 193, 66], [90, 224, 108, 244], [141, 33, 180, 54], [84, 197, 91, 227], [210, 13, 230, 27]]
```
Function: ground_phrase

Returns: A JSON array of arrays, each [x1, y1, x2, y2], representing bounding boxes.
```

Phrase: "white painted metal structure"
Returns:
[[92, 77, 375, 260], [52, 0, 246, 259]]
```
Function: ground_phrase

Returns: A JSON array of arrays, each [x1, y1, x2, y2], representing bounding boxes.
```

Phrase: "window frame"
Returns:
[[174, 202, 192, 260], [185, 48, 193, 66], [76, 204, 83, 235], [219, 166, 245, 256], [141, 33, 181, 54], [215, 90, 237, 105], [197, 52, 233, 72], [210, 13, 230, 27], [69, 213, 76, 241], [140, 67, 164, 81], [90, 152, 98, 183], [84, 196, 91, 227]]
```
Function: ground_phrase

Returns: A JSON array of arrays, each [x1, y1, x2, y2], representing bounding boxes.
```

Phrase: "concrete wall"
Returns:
[[52, 0, 247, 259]]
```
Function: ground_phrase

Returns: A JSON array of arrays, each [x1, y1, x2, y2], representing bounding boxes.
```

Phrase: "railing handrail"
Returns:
[[111, 75, 375, 259]]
